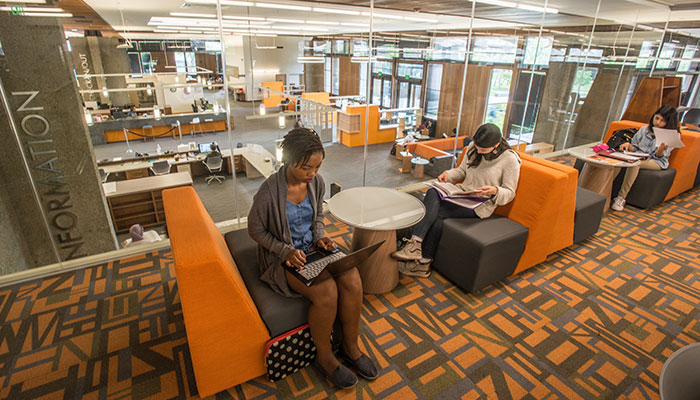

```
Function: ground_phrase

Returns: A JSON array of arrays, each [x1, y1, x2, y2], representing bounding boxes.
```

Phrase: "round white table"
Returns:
[[327, 187, 426, 294], [568, 145, 640, 210]]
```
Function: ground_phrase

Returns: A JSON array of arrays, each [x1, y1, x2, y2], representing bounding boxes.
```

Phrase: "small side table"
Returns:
[[412, 157, 429, 178], [399, 151, 412, 173]]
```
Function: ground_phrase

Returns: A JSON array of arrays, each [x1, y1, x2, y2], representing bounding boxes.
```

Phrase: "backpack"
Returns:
[[606, 128, 637, 150]]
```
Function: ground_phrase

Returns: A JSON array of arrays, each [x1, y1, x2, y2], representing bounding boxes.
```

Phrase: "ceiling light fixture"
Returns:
[[516, 3, 559, 14], [223, 15, 266, 21], [341, 22, 370, 27], [188, 0, 254, 6], [256, 2, 311, 11], [0, 6, 61, 12], [267, 18, 304, 23], [404, 16, 438, 23], [297, 56, 324, 63], [170, 12, 216, 18], [312, 7, 360, 15], [2, 0, 47, 3], [475, 0, 517, 7], [361, 11, 403, 20], [305, 20, 340, 25], [22, 12, 73, 17]]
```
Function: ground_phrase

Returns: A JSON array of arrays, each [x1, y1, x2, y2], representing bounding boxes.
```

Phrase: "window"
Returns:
[[372, 61, 392, 76], [635, 41, 655, 69], [382, 80, 392, 108], [429, 37, 467, 61], [425, 64, 443, 117], [128, 53, 141, 74], [484, 69, 513, 130], [371, 78, 382, 105], [332, 57, 339, 95], [397, 63, 423, 80], [314, 40, 330, 56], [398, 82, 409, 109], [679, 45, 698, 72], [376, 43, 399, 58], [359, 62, 368, 99], [174, 52, 196, 76], [471, 36, 518, 64], [141, 52, 154, 74], [572, 67, 598, 98], [324, 57, 331, 93], [566, 48, 603, 64], [655, 43, 677, 70], [333, 40, 348, 55], [352, 40, 369, 56], [523, 36, 553, 66]]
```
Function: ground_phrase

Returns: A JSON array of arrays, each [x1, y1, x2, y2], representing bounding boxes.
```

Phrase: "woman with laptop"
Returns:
[[611, 104, 678, 211], [391, 123, 522, 277], [248, 128, 378, 389]]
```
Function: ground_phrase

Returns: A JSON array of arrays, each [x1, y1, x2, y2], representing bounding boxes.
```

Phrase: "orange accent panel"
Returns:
[[104, 120, 226, 143], [302, 92, 330, 105], [162, 187, 269, 397], [665, 129, 700, 200], [340, 105, 396, 147], [518, 153, 577, 253], [414, 143, 448, 159], [495, 159, 570, 274], [511, 142, 527, 152], [262, 81, 284, 108]]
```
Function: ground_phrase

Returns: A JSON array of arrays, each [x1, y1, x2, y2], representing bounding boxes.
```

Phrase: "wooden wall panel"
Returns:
[[436, 63, 491, 138], [339, 56, 361, 96]]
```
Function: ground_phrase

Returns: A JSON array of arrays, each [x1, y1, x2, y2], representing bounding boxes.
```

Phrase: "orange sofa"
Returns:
[[433, 152, 579, 291], [163, 186, 270, 397], [603, 121, 700, 202]]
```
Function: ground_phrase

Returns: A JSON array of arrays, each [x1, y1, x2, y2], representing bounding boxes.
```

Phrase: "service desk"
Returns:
[[103, 172, 193, 232], [88, 111, 229, 146]]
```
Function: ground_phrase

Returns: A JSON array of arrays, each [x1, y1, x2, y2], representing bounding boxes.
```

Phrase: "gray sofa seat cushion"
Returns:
[[611, 168, 676, 209], [224, 229, 309, 338], [574, 187, 605, 243]]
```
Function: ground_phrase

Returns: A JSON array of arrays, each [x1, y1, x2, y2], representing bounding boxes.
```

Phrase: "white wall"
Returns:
[[242, 36, 305, 101], [223, 35, 246, 88]]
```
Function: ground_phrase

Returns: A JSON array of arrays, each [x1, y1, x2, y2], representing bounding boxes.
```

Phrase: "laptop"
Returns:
[[284, 240, 385, 286]]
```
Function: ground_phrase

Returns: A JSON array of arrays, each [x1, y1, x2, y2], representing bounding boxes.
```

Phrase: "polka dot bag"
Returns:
[[265, 323, 317, 382]]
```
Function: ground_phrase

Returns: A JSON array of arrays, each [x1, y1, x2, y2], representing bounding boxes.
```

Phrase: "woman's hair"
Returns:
[[467, 123, 510, 168], [649, 104, 680, 131], [281, 128, 325, 167]]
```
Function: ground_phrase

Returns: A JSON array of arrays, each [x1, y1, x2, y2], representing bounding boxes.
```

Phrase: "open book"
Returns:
[[598, 150, 646, 163], [425, 182, 490, 209]]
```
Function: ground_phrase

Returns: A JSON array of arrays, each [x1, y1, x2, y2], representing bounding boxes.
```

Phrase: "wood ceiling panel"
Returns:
[[59, 0, 119, 36]]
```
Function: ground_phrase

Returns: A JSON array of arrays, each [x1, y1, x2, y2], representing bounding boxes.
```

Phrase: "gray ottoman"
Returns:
[[574, 187, 606, 243], [611, 168, 676, 209], [432, 216, 528, 293]]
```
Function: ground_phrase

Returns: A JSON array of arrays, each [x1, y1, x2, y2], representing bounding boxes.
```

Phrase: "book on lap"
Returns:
[[425, 182, 490, 209]]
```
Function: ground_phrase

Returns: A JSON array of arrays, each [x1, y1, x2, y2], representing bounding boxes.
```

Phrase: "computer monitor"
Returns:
[[198, 142, 215, 153]]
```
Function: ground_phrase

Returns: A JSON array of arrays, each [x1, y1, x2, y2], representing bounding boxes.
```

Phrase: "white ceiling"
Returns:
[[84, 0, 700, 40]]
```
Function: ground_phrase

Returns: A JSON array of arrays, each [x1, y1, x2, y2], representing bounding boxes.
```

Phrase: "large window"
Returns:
[[656, 43, 677, 70], [635, 41, 655, 69], [332, 57, 339, 95], [430, 37, 467, 61], [424, 63, 443, 118], [471, 36, 518, 64], [523, 36, 553, 66], [371, 61, 393, 107], [174, 52, 196, 75], [484, 69, 513, 130], [572, 67, 598, 99], [324, 57, 331, 93], [678, 45, 698, 72], [396, 62, 423, 109]]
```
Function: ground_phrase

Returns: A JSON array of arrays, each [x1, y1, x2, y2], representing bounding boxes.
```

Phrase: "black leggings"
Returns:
[[411, 188, 477, 259]]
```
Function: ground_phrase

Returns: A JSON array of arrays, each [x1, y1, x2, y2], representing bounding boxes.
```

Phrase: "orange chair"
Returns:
[[163, 187, 269, 397]]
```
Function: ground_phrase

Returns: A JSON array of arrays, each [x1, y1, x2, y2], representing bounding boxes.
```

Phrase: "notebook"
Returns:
[[284, 240, 385, 286]]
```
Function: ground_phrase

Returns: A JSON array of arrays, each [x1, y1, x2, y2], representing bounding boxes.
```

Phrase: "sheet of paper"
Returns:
[[103, 182, 117, 194], [653, 127, 685, 149]]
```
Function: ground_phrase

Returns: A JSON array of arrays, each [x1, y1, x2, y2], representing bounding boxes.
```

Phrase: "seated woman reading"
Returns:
[[612, 104, 678, 211], [391, 123, 522, 277], [248, 128, 378, 389]]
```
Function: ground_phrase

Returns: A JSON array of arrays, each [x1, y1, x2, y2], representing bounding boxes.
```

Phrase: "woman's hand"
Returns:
[[437, 172, 449, 183], [656, 143, 669, 157], [474, 185, 498, 197], [316, 237, 338, 251], [620, 142, 633, 152], [285, 249, 306, 269]]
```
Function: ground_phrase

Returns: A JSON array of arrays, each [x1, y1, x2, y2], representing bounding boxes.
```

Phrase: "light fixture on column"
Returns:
[[101, 87, 108, 97], [278, 115, 285, 129], [207, 80, 213, 90], [259, 103, 266, 115], [146, 85, 153, 95], [153, 105, 161, 120], [197, 75, 203, 84], [175, 75, 180, 83]]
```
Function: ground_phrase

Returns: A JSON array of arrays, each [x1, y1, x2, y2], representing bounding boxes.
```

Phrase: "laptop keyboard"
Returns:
[[299, 251, 347, 280]]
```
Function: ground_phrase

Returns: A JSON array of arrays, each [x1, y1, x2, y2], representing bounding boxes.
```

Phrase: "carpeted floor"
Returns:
[[2, 175, 700, 399]]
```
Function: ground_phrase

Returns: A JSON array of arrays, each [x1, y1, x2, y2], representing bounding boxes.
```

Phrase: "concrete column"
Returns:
[[304, 63, 324, 93], [0, 12, 117, 272], [532, 62, 578, 150], [70, 37, 131, 106]]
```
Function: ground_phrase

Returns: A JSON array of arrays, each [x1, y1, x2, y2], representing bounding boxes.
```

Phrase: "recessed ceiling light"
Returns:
[[170, 12, 216, 18], [223, 15, 266, 21], [305, 21, 340, 25], [267, 18, 304, 23], [256, 2, 311, 11], [312, 7, 360, 15], [0, 6, 62, 12], [361, 11, 403, 20]]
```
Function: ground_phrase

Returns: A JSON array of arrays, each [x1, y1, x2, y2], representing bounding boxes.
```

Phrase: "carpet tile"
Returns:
[[1, 186, 700, 399]]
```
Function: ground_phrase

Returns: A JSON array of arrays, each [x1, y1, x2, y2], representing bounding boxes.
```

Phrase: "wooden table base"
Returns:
[[579, 163, 617, 211], [351, 227, 398, 294]]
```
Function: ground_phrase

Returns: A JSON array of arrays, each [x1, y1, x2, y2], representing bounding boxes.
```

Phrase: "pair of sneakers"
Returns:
[[391, 238, 431, 278]]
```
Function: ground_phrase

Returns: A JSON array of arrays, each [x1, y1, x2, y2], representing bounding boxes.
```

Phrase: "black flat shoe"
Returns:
[[339, 350, 379, 380], [315, 362, 358, 389]]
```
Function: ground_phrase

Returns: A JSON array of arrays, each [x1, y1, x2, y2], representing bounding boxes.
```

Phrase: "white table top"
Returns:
[[327, 186, 426, 231], [568, 145, 640, 168], [103, 172, 192, 197]]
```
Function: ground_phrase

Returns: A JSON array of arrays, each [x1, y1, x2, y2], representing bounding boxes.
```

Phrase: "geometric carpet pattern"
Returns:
[[1, 186, 700, 398]]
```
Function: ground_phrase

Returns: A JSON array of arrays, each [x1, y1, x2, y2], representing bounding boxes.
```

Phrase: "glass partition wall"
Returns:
[[1, 0, 699, 277]]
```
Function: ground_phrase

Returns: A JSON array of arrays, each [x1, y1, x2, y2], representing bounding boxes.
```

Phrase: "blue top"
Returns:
[[631, 125, 672, 169], [286, 193, 314, 252]]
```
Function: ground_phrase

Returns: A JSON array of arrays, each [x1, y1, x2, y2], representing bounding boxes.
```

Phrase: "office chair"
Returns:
[[203, 155, 225, 184], [98, 168, 109, 183], [682, 108, 700, 127], [150, 160, 171, 176]]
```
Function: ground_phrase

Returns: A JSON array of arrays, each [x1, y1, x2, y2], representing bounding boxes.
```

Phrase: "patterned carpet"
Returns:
[[2, 178, 700, 398]]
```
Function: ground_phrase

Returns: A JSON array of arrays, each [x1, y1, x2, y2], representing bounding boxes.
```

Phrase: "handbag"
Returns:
[[606, 128, 637, 150], [265, 324, 316, 382]]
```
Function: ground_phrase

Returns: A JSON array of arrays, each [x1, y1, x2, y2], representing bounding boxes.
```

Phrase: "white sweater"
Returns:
[[445, 144, 522, 218]]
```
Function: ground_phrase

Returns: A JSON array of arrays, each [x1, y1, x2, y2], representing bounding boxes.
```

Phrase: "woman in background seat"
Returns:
[[248, 128, 378, 389], [391, 123, 521, 277], [612, 104, 678, 211]]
